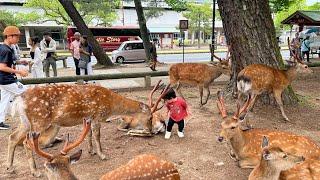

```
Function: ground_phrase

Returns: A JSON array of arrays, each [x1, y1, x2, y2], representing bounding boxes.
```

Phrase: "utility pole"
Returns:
[[211, 0, 216, 61], [121, 0, 125, 26]]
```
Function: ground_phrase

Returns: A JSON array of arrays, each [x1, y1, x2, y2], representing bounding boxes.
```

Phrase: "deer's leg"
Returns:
[[199, 86, 204, 106], [23, 139, 41, 177], [203, 86, 211, 105], [87, 129, 95, 155], [91, 121, 107, 160], [273, 90, 289, 121], [238, 158, 259, 169], [6, 123, 29, 174]]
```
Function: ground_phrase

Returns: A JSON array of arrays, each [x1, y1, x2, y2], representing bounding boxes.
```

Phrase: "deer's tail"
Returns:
[[237, 75, 252, 93], [11, 96, 30, 128]]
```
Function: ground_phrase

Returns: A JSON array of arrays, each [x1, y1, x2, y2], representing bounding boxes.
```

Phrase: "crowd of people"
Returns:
[[290, 32, 312, 62]]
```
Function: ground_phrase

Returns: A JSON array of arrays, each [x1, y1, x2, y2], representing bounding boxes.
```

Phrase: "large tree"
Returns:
[[58, 0, 113, 66], [134, 0, 152, 63], [217, 0, 297, 103]]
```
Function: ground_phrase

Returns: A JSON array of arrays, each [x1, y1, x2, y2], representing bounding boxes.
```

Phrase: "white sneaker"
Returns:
[[177, 131, 184, 138], [165, 131, 171, 139]]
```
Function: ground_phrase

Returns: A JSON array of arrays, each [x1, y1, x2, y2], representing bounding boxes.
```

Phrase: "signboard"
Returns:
[[179, 20, 189, 30]]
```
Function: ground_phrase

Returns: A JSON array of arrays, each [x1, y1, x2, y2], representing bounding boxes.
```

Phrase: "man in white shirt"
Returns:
[[40, 32, 57, 77]]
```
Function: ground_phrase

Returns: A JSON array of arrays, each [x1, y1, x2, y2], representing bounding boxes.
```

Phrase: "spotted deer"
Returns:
[[216, 91, 320, 169], [27, 122, 180, 180], [280, 158, 320, 180], [113, 80, 169, 135], [7, 84, 164, 177], [236, 53, 313, 122], [248, 136, 305, 180], [169, 59, 230, 106]]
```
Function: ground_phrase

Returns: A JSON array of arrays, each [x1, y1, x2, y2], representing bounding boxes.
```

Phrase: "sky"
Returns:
[[306, 0, 319, 5]]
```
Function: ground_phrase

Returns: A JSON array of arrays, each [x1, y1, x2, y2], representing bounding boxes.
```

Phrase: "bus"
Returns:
[[67, 26, 142, 52]]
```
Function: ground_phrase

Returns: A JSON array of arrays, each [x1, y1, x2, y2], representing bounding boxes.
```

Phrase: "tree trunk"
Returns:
[[134, 0, 152, 63], [217, 0, 298, 104], [58, 0, 113, 67], [197, 14, 201, 49]]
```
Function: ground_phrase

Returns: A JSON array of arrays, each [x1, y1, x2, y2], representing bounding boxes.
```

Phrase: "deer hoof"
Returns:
[[32, 171, 42, 178], [99, 154, 108, 160], [284, 117, 290, 122], [6, 167, 15, 174]]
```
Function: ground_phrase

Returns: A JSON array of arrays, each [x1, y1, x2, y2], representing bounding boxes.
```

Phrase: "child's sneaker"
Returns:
[[177, 131, 184, 138], [0, 122, 10, 130], [165, 131, 171, 139]]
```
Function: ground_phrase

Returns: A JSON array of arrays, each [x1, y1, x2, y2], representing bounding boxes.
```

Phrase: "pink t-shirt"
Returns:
[[166, 97, 188, 122], [70, 40, 81, 59]]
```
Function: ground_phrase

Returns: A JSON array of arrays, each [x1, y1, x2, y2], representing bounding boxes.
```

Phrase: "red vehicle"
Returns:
[[67, 26, 142, 52]]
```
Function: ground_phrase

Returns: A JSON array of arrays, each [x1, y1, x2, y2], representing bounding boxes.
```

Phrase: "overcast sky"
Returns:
[[306, 0, 319, 5]]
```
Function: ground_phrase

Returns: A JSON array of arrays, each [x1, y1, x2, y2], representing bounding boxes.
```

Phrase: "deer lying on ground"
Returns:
[[236, 52, 312, 122], [27, 120, 180, 180], [280, 158, 320, 180], [216, 91, 320, 168], [248, 136, 304, 180], [112, 80, 169, 135], [169, 59, 230, 106], [7, 84, 165, 177]]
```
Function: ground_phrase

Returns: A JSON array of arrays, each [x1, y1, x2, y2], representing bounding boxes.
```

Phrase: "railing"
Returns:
[[19, 71, 169, 87]]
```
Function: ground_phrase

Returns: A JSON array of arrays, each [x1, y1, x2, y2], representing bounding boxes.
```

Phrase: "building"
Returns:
[[0, 0, 225, 49]]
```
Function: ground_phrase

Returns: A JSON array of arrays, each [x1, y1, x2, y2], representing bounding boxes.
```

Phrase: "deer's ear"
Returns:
[[69, 150, 82, 164], [140, 103, 150, 113], [262, 136, 269, 148]]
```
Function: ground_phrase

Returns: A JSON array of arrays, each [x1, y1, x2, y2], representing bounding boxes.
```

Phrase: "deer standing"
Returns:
[[27, 120, 180, 180], [7, 84, 164, 177], [236, 52, 312, 122], [169, 59, 230, 106], [216, 91, 320, 168], [248, 136, 304, 180]]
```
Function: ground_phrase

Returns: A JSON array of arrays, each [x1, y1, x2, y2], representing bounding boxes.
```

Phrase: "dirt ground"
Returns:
[[0, 68, 319, 180]]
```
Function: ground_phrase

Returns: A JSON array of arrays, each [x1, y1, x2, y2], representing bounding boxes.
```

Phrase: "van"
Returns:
[[111, 41, 147, 63]]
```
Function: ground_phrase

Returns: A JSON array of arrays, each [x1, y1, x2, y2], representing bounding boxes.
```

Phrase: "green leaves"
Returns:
[[23, 0, 119, 26]]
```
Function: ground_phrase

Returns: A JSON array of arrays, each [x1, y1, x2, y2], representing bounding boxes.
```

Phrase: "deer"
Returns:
[[26, 120, 180, 180], [248, 136, 305, 180], [216, 91, 320, 169], [169, 55, 230, 106], [112, 80, 170, 135], [279, 158, 320, 180], [236, 41, 313, 122], [7, 84, 166, 177]]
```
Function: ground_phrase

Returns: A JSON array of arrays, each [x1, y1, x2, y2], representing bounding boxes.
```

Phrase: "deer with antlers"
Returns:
[[169, 54, 230, 106], [27, 119, 180, 180], [7, 84, 167, 177], [236, 40, 313, 122], [216, 91, 320, 169], [248, 136, 305, 180]]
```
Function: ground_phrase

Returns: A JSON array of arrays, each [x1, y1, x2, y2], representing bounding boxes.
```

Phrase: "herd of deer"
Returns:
[[4, 47, 319, 179]]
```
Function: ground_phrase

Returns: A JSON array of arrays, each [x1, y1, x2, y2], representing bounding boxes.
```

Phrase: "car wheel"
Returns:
[[116, 56, 125, 64]]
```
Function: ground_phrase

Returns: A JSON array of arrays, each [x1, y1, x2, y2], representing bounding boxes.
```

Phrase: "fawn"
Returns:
[[248, 136, 304, 180], [216, 91, 320, 169], [27, 120, 180, 180], [7, 84, 165, 177], [236, 56, 312, 122], [169, 60, 230, 106]]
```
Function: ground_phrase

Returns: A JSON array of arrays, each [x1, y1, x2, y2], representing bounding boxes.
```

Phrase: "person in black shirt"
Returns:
[[40, 32, 57, 77], [0, 26, 28, 130]]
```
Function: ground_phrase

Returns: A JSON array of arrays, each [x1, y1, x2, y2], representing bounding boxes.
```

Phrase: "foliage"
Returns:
[[183, 2, 213, 35], [23, 0, 119, 26], [269, 0, 297, 13], [273, 0, 307, 28]]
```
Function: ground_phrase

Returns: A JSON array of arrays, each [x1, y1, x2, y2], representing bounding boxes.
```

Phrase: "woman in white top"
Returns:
[[28, 36, 44, 78]]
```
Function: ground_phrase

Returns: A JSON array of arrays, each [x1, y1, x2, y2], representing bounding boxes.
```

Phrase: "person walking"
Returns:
[[28, 36, 44, 78], [40, 32, 57, 77], [301, 35, 311, 63], [79, 36, 93, 76], [70, 32, 82, 75], [0, 26, 28, 130], [290, 32, 301, 60]]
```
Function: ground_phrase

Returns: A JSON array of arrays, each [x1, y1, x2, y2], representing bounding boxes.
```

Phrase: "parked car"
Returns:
[[111, 41, 147, 63]]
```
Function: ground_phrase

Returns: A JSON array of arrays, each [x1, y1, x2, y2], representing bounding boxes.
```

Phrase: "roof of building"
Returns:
[[281, 10, 320, 26]]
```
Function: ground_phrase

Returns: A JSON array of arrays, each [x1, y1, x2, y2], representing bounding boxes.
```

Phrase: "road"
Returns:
[[60, 50, 291, 68]]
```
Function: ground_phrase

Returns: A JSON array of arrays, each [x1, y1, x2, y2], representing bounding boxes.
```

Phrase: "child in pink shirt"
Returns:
[[162, 88, 189, 139]]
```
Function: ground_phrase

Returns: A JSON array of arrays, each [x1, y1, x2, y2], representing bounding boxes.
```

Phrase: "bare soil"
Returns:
[[0, 68, 319, 180]]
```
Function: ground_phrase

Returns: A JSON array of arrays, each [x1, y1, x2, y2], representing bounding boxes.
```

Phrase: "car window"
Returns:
[[125, 43, 133, 50], [131, 43, 144, 50]]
